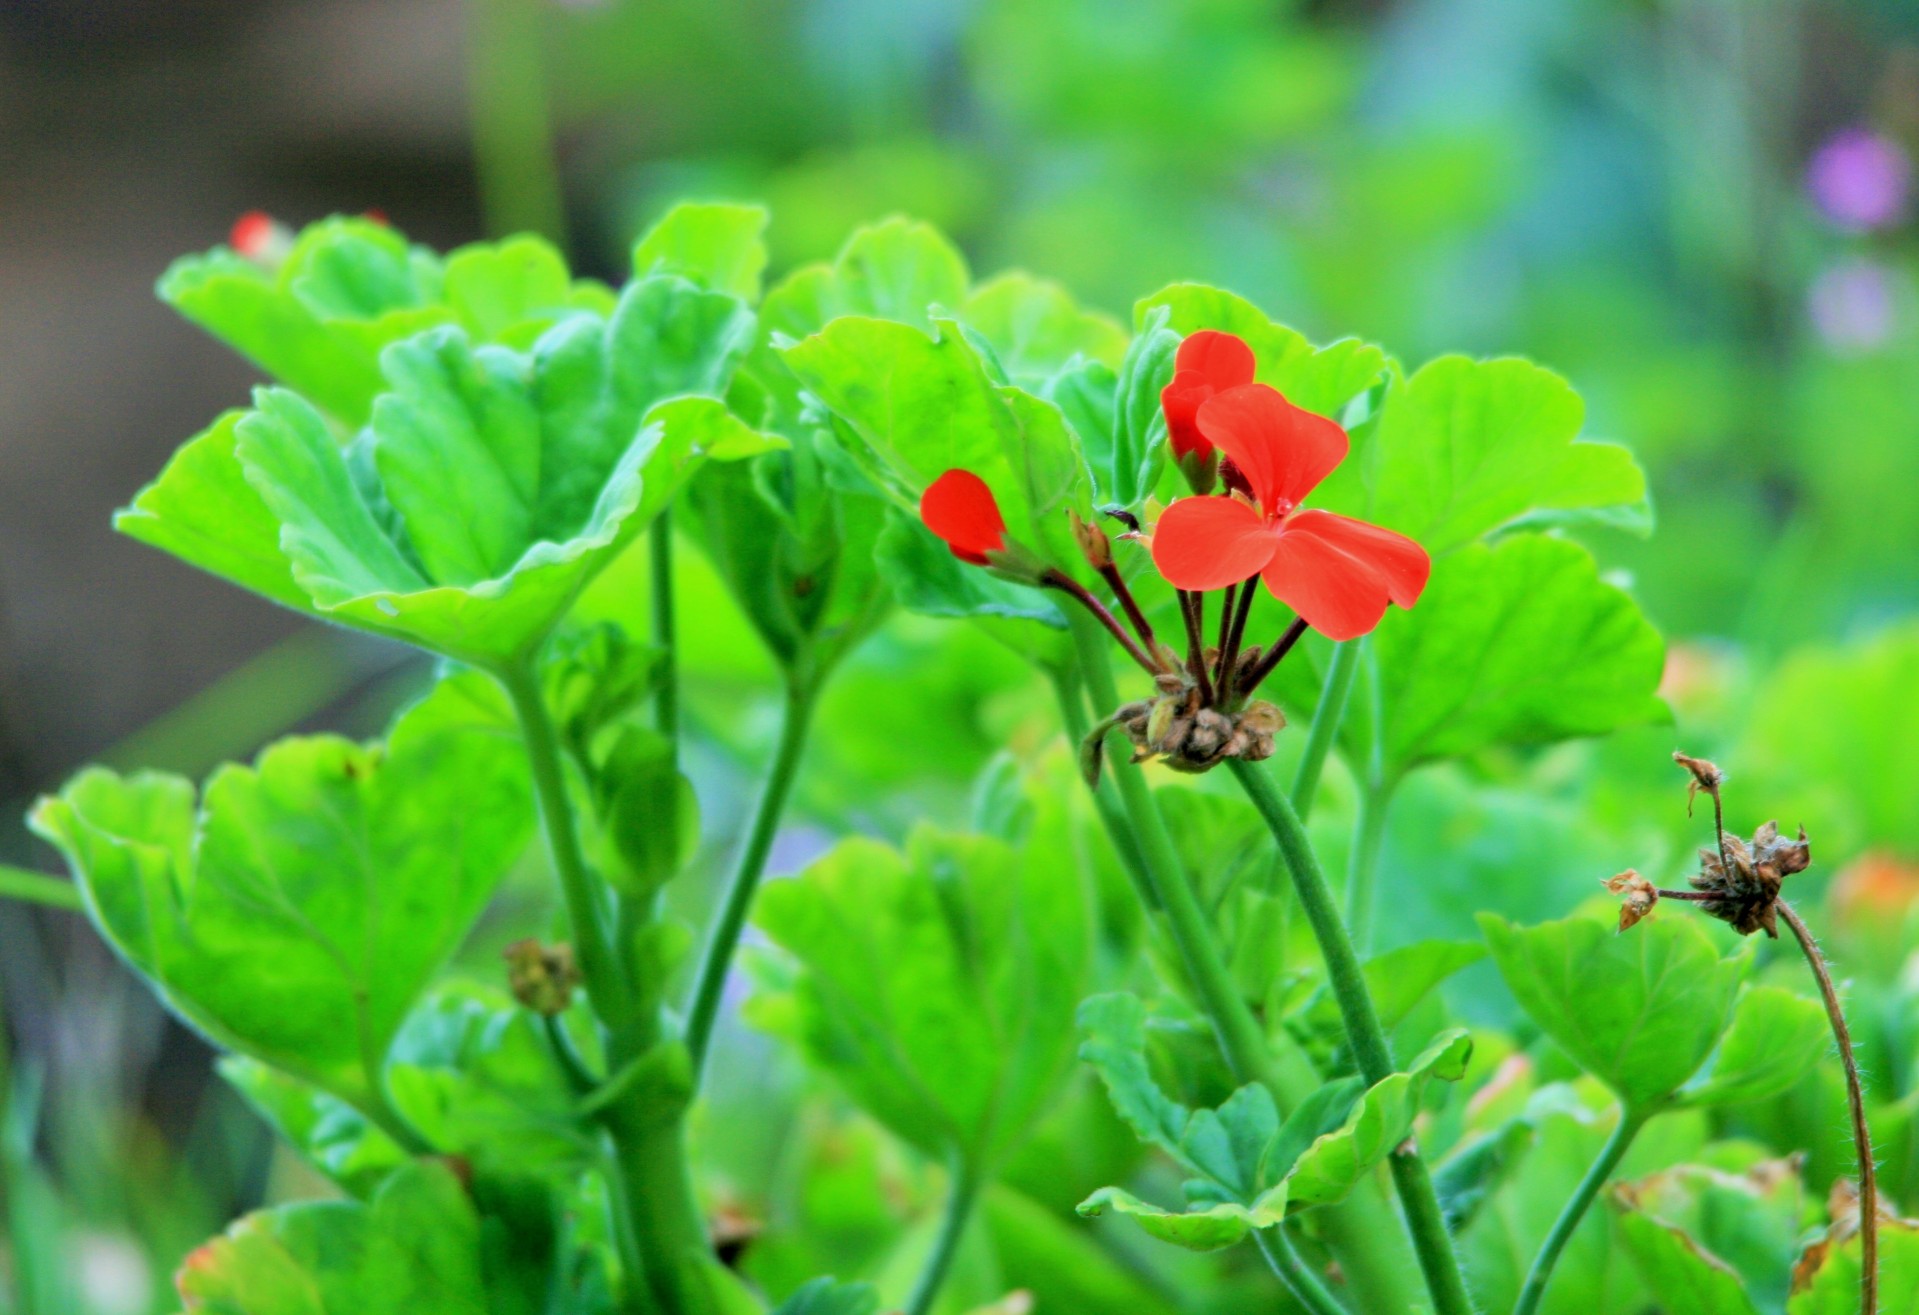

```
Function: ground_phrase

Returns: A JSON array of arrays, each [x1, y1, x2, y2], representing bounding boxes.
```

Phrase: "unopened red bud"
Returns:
[[1069, 509, 1113, 570]]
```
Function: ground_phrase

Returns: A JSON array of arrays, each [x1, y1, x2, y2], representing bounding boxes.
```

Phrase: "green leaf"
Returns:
[[442, 235, 575, 343], [591, 726, 699, 896], [959, 272, 1128, 387], [159, 216, 448, 427], [1271, 534, 1667, 784], [175, 1162, 489, 1314], [771, 1277, 881, 1315], [632, 202, 770, 303], [219, 1058, 406, 1198], [1134, 283, 1386, 419], [748, 826, 1090, 1164], [1293, 939, 1487, 1040], [780, 317, 1089, 565], [1611, 1160, 1806, 1315], [982, 1186, 1182, 1315], [872, 511, 1067, 631], [123, 297, 778, 664], [1075, 1186, 1275, 1252], [384, 985, 595, 1180], [1789, 1215, 1919, 1314], [1681, 985, 1833, 1108], [1363, 356, 1650, 556], [29, 675, 532, 1108], [1479, 913, 1747, 1109]]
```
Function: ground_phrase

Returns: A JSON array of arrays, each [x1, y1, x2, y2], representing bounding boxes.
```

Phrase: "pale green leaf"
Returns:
[[632, 201, 770, 303], [1682, 985, 1833, 1108]]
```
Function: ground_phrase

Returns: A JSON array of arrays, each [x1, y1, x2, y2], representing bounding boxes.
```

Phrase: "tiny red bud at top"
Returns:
[[920, 469, 1007, 566], [1161, 330, 1256, 470], [230, 210, 278, 260]]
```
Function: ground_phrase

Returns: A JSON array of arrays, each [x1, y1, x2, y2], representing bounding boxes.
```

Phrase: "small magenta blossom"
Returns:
[[1807, 128, 1911, 232]]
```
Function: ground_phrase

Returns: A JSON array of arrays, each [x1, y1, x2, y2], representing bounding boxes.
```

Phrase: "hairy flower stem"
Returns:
[[1216, 576, 1258, 700], [1513, 1106, 1649, 1315], [1290, 639, 1361, 820], [498, 660, 705, 1315], [1097, 563, 1158, 653], [1045, 571, 1160, 673], [1254, 1228, 1350, 1315], [683, 678, 817, 1082], [1048, 668, 1158, 910], [1226, 758, 1477, 1315], [1344, 789, 1390, 953], [903, 1156, 982, 1315], [1778, 898, 1878, 1315], [1176, 591, 1216, 705], [1067, 612, 1426, 1314], [1238, 617, 1310, 698]]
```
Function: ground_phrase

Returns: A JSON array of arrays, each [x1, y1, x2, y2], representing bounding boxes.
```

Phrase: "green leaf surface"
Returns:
[[959, 272, 1128, 387], [175, 1162, 488, 1314], [1480, 913, 1747, 1109], [123, 295, 777, 663], [29, 676, 532, 1107], [1789, 1216, 1919, 1314], [219, 1059, 405, 1198], [1614, 1211, 1762, 1315], [1135, 283, 1386, 420], [1293, 938, 1487, 1040], [1611, 1160, 1805, 1315], [441, 235, 576, 344], [771, 1277, 881, 1315], [1681, 985, 1833, 1108], [632, 201, 770, 303], [781, 316, 1089, 565], [748, 826, 1090, 1164]]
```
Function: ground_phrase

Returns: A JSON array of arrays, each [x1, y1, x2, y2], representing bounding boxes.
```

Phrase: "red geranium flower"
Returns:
[[920, 469, 1007, 565], [1150, 384, 1430, 641], [1161, 330, 1256, 463]]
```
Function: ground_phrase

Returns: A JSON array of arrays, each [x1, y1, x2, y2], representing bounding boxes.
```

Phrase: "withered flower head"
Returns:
[[1688, 820, 1811, 939], [1078, 672, 1285, 786], [1603, 869, 1660, 932], [504, 938, 581, 1016], [1672, 750, 1724, 817]]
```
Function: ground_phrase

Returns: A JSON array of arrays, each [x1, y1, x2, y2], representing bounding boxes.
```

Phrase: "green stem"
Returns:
[[683, 678, 817, 1082], [1254, 1228, 1349, 1315], [1068, 613, 1427, 1315], [1290, 639, 1361, 820], [1344, 787, 1389, 954], [1047, 665, 1155, 909], [650, 515, 680, 752], [904, 1157, 982, 1315], [498, 661, 629, 1025], [1513, 1107, 1648, 1315], [1226, 758, 1476, 1315], [0, 867, 80, 914], [465, 0, 567, 241]]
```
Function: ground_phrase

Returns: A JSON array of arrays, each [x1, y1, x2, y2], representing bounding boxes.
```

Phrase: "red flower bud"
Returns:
[[920, 469, 1007, 566]]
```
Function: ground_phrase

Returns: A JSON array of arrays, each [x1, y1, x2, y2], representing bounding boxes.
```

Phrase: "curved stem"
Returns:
[[1344, 788, 1389, 954], [903, 1157, 981, 1315], [1254, 1228, 1349, 1315], [1290, 639, 1361, 820], [1778, 899, 1877, 1315], [683, 679, 817, 1083], [0, 866, 81, 914], [498, 661, 629, 1026], [1514, 1106, 1648, 1315], [1226, 758, 1476, 1315]]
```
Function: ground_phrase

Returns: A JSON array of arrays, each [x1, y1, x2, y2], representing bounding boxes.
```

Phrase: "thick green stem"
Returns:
[[499, 660, 706, 1314], [1254, 1228, 1349, 1315], [683, 679, 817, 1082], [1047, 665, 1155, 909], [1067, 613, 1425, 1314], [1514, 1106, 1648, 1315], [1226, 758, 1476, 1315], [650, 516, 680, 751], [1344, 788, 1390, 954], [465, 0, 567, 241], [0, 867, 81, 914], [903, 1157, 981, 1315], [1290, 638, 1361, 820]]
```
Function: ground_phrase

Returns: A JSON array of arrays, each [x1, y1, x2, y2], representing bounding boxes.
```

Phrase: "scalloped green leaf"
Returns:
[[632, 201, 770, 303], [1681, 985, 1833, 1108], [748, 826, 1089, 1164], [175, 1161, 488, 1314], [1134, 282, 1385, 420], [1611, 1160, 1805, 1315], [1480, 913, 1747, 1109], [121, 286, 777, 663], [959, 271, 1128, 387], [441, 235, 575, 344], [1075, 1186, 1275, 1252], [28, 676, 532, 1110]]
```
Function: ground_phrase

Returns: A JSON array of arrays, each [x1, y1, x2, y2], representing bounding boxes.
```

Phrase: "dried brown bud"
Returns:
[[504, 938, 581, 1016], [1603, 869, 1660, 931], [1068, 509, 1113, 571], [1672, 751, 1723, 817]]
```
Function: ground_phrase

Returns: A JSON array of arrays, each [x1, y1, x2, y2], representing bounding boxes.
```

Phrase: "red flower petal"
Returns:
[[230, 210, 276, 259], [1258, 530, 1394, 642], [1284, 510, 1431, 609], [1195, 385, 1347, 515], [1150, 495, 1280, 591], [1161, 330, 1257, 461], [920, 469, 1007, 566]]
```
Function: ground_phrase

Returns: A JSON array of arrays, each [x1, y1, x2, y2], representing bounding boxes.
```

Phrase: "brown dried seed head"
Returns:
[[1673, 750, 1723, 816], [504, 938, 581, 1016]]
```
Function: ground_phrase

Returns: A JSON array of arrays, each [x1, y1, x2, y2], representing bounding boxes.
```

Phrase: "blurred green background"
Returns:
[[3, 0, 1919, 1309]]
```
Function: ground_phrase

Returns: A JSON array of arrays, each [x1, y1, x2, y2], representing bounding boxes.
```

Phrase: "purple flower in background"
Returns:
[[1807, 128, 1911, 232], [1809, 258, 1899, 351]]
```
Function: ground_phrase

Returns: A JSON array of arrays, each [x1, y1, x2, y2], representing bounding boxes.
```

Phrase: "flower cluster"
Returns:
[[919, 329, 1431, 775]]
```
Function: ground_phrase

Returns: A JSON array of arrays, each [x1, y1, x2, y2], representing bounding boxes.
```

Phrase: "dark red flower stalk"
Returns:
[[1161, 330, 1255, 492], [1150, 384, 1430, 641]]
